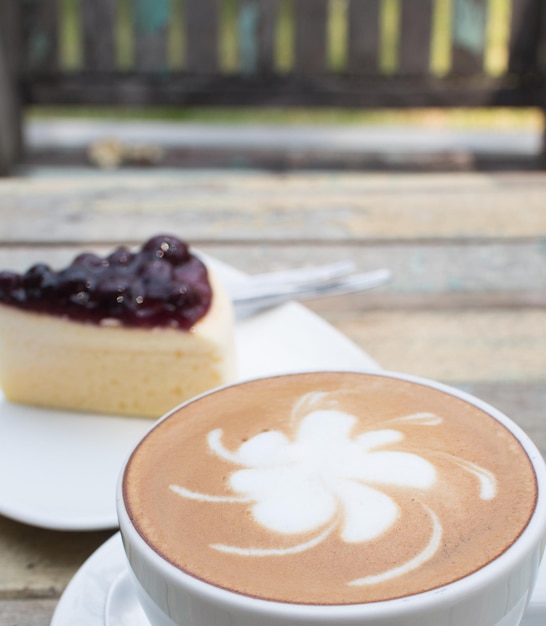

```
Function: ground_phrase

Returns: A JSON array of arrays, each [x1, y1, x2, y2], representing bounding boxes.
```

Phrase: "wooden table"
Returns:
[[1, 169, 545, 625]]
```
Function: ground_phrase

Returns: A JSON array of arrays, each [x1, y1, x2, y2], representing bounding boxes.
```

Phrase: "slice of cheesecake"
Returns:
[[0, 236, 236, 418]]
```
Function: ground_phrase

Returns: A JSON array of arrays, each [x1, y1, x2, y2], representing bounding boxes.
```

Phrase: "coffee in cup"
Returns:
[[118, 371, 546, 625]]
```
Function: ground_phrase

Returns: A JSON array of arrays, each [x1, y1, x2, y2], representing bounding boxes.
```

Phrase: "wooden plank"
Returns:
[[0, 599, 58, 626], [0, 46, 16, 175], [398, 0, 434, 74], [238, 0, 277, 74], [0, 514, 114, 595], [1, 171, 546, 243], [508, 0, 543, 73], [133, 0, 171, 71], [185, 0, 219, 72], [21, 0, 59, 72], [22, 71, 545, 108], [24, 146, 540, 172], [0, 0, 22, 72], [79, 0, 116, 71], [0, 0, 22, 175], [451, 0, 488, 74], [335, 309, 546, 383], [294, 0, 328, 74], [347, 0, 381, 73]]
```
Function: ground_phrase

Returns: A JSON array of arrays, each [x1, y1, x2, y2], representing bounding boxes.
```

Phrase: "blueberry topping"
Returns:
[[0, 235, 212, 329], [142, 235, 190, 263], [72, 252, 105, 268]]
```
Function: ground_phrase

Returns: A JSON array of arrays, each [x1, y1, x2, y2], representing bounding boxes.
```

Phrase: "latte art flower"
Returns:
[[170, 392, 497, 585], [212, 411, 436, 542]]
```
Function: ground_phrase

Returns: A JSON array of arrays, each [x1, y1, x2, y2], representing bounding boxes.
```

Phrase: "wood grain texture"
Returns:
[[0, 170, 545, 625], [335, 309, 546, 382], [1, 171, 546, 241], [0, 598, 57, 626], [0, 515, 114, 597]]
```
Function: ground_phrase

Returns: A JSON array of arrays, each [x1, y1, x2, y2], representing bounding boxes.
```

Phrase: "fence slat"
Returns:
[[294, 0, 328, 73], [0, 0, 21, 72], [0, 0, 22, 174], [398, 0, 434, 74], [451, 0, 488, 74], [133, 0, 171, 71], [508, 0, 543, 73], [80, 0, 116, 71], [347, 0, 380, 73], [185, 0, 219, 72], [21, 0, 59, 72], [238, 0, 277, 74]]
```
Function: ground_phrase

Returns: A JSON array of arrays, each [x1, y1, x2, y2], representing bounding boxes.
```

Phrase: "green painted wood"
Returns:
[[133, 0, 171, 71], [451, 0, 488, 74], [238, 0, 277, 74]]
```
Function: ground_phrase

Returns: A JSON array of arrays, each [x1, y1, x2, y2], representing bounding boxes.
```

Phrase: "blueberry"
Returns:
[[139, 258, 172, 284], [0, 271, 22, 294], [55, 267, 92, 299], [107, 246, 134, 267], [73, 252, 105, 268], [142, 235, 189, 264], [92, 275, 133, 308], [23, 264, 52, 289]]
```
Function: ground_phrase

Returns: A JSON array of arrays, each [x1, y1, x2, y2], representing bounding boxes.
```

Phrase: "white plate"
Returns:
[[51, 532, 546, 626], [0, 256, 378, 530]]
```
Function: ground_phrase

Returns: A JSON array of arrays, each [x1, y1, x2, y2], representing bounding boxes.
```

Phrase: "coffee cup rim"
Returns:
[[117, 369, 546, 620]]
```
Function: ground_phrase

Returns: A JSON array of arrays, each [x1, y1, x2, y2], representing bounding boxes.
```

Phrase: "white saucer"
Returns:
[[51, 532, 546, 626], [0, 257, 378, 530]]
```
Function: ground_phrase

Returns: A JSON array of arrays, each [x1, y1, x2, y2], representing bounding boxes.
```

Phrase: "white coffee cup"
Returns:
[[117, 371, 546, 626]]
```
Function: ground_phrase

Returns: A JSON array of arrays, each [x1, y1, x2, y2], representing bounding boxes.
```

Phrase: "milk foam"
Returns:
[[169, 391, 498, 586]]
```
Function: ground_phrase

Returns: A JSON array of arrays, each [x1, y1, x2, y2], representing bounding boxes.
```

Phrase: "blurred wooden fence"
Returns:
[[1, 0, 545, 173]]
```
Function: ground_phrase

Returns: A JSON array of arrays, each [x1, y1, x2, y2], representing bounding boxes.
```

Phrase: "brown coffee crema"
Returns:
[[123, 372, 537, 605]]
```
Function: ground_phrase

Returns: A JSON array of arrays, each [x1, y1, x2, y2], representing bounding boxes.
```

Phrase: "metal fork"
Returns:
[[228, 261, 391, 316]]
